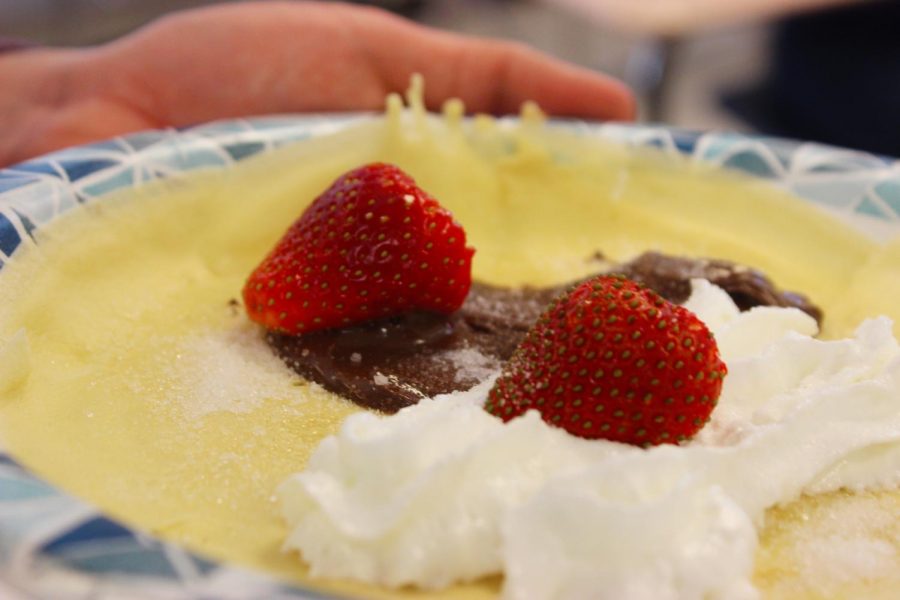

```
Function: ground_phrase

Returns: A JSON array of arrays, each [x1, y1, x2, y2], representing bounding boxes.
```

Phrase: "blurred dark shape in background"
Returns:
[[726, 0, 900, 157], [0, 0, 897, 157], [347, 0, 426, 16]]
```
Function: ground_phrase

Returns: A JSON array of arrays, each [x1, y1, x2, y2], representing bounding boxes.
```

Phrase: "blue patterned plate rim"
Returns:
[[0, 115, 898, 600]]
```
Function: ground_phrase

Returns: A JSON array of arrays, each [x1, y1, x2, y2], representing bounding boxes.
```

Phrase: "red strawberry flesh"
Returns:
[[486, 275, 727, 446], [243, 163, 474, 334]]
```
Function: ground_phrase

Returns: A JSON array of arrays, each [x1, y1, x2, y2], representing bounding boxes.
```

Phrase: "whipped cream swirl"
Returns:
[[278, 280, 900, 599]]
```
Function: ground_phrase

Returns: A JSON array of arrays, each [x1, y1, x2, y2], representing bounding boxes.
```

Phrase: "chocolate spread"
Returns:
[[614, 252, 823, 322], [265, 252, 822, 413]]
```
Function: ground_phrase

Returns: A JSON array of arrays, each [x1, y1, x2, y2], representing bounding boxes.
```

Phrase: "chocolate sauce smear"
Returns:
[[266, 283, 560, 413], [614, 252, 823, 323], [266, 252, 822, 413]]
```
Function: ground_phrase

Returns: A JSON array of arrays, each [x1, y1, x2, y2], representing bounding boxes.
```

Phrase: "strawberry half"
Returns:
[[243, 163, 474, 333], [485, 275, 727, 446]]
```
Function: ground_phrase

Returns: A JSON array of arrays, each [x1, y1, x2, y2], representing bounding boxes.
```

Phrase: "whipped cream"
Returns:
[[278, 280, 900, 599]]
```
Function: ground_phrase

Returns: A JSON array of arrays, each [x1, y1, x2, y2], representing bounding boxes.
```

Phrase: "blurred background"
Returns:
[[1, 0, 898, 156]]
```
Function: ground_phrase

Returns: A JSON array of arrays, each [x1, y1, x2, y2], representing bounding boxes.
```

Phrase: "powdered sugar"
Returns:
[[434, 346, 501, 383], [798, 535, 897, 582], [771, 493, 900, 595], [162, 324, 305, 419]]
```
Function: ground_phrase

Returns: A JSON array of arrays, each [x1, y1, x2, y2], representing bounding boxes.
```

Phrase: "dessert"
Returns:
[[0, 83, 898, 599], [261, 162, 899, 599]]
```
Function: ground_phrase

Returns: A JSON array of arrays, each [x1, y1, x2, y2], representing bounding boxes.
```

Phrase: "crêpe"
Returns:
[[0, 89, 898, 599]]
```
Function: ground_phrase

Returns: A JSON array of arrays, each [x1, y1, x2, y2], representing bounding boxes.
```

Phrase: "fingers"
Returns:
[[97, 1, 634, 125], [85, 2, 392, 124], [435, 38, 634, 120], [348, 8, 636, 121], [18, 97, 158, 163]]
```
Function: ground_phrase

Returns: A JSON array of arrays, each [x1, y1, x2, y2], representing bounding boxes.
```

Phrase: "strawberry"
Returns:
[[243, 163, 474, 333], [485, 275, 727, 446]]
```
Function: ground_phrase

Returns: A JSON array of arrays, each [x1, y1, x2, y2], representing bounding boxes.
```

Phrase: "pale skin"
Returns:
[[0, 1, 634, 168]]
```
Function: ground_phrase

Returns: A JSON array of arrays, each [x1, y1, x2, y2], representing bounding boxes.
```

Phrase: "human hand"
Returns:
[[0, 1, 634, 167]]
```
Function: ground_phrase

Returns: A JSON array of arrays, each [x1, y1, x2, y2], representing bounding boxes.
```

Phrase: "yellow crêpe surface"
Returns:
[[0, 109, 899, 600]]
